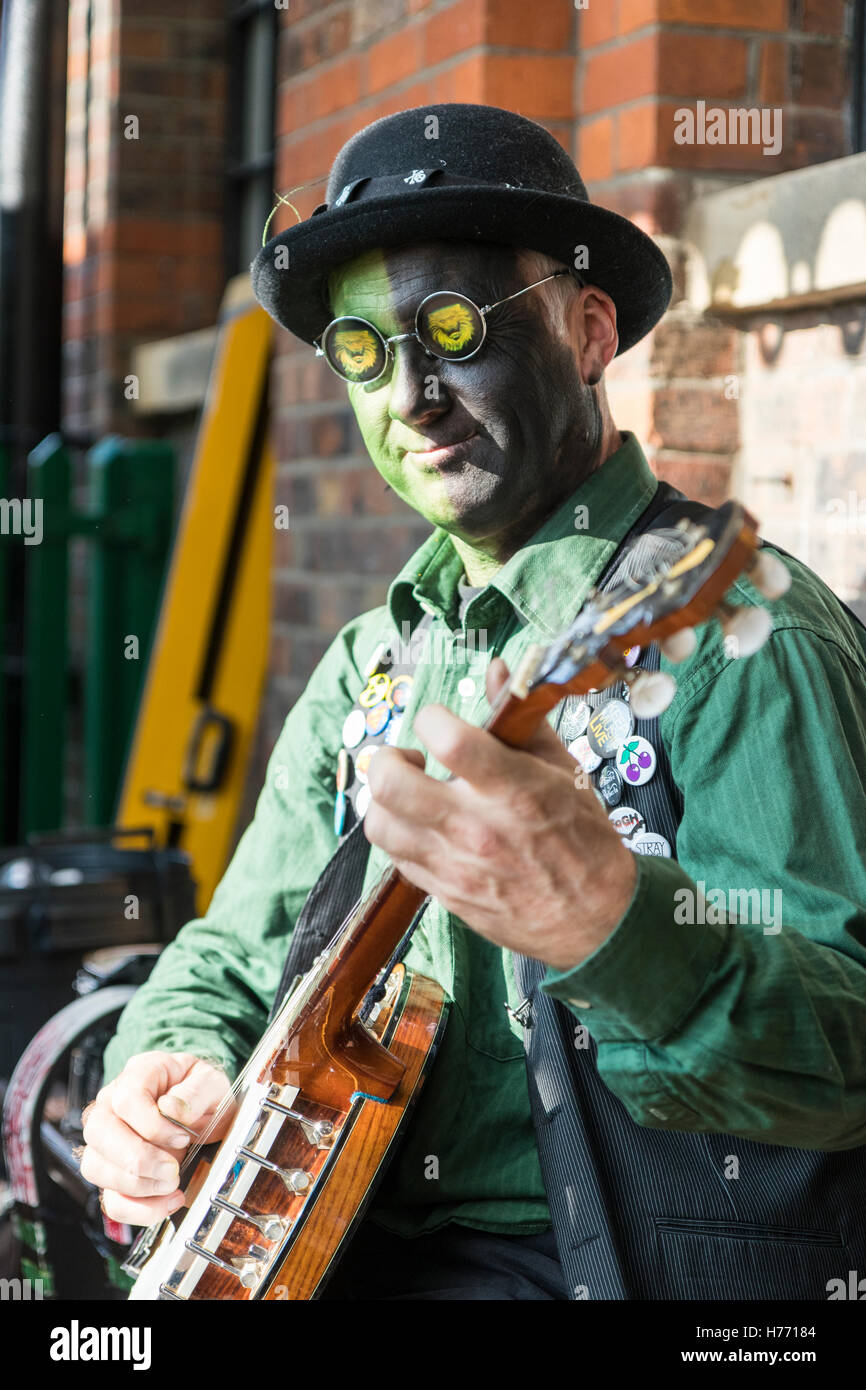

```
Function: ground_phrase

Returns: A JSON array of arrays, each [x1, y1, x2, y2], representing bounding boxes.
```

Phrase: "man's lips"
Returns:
[[403, 431, 479, 466]]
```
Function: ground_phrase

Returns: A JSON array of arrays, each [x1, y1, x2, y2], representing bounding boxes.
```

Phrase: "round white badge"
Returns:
[[568, 734, 602, 774], [626, 831, 672, 857], [615, 735, 657, 787], [342, 708, 367, 749], [608, 806, 646, 838]]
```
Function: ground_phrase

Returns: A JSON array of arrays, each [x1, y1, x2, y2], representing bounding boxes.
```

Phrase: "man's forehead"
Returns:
[[329, 241, 518, 318]]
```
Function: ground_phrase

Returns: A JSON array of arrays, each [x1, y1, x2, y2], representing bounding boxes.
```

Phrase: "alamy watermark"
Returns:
[[389, 619, 489, 668], [674, 883, 783, 935], [674, 101, 782, 157], [0, 1276, 44, 1300], [0, 497, 42, 545]]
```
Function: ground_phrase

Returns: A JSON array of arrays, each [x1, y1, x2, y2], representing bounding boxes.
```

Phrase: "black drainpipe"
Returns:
[[0, 0, 69, 840]]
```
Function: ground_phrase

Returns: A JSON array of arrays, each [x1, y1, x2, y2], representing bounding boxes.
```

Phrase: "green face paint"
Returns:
[[329, 248, 460, 530]]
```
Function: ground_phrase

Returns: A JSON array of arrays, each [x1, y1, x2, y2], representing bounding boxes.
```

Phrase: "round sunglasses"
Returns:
[[314, 268, 575, 384]]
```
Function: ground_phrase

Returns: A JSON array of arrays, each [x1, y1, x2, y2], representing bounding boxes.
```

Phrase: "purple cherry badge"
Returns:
[[617, 736, 657, 786]]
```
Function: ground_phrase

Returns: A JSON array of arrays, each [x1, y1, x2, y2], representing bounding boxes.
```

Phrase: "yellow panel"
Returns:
[[116, 279, 275, 915]]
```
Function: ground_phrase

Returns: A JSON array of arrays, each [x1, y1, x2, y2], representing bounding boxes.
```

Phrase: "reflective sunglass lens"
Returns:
[[417, 293, 484, 360], [324, 318, 387, 382]]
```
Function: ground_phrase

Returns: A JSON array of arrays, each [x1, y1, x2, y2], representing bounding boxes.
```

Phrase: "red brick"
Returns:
[[653, 453, 733, 504], [659, 0, 786, 30], [284, 57, 362, 126], [280, 11, 353, 75], [276, 115, 357, 190], [792, 42, 848, 108], [359, 466, 403, 516], [484, 0, 573, 49], [366, 27, 423, 95], [113, 219, 222, 255], [579, 115, 614, 183], [272, 523, 295, 569], [788, 109, 847, 166], [430, 53, 485, 102], [619, 0, 660, 35], [359, 79, 441, 126], [802, 0, 846, 34], [422, 0, 485, 68], [269, 629, 294, 679], [485, 55, 574, 118], [579, 1, 620, 48], [616, 101, 660, 171], [651, 316, 738, 378], [274, 579, 312, 625], [658, 32, 749, 100], [582, 36, 657, 116], [759, 40, 787, 104], [653, 386, 739, 453]]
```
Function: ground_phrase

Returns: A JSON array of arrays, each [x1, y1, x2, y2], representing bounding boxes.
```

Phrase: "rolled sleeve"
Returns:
[[540, 854, 727, 1043]]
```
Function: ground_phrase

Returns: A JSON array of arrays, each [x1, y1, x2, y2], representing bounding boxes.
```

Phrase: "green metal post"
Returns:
[[22, 433, 70, 835], [84, 437, 174, 826]]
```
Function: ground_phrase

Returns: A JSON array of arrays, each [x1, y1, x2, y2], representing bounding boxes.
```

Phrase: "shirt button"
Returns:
[[648, 1107, 668, 1121], [570, 997, 591, 1009], [457, 677, 475, 697]]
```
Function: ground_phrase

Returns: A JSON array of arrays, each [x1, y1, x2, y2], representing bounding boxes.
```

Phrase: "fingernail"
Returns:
[[167, 1131, 190, 1148]]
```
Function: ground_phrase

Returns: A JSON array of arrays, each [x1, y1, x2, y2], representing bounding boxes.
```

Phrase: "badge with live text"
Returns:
[[586, 698, 634, 758]]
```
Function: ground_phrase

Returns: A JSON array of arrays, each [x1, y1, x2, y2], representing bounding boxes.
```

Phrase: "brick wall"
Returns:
[[586, 0, 856, 511], [63, 0, 226, 439]]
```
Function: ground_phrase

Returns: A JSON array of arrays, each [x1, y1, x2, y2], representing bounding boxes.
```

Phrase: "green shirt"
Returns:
[[104, 431, 866, 1238]]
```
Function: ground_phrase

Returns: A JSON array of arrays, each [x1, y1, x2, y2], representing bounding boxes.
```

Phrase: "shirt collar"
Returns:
[[387, 431, 658, 637]]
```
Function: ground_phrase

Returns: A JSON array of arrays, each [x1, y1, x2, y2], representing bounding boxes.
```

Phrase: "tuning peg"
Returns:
[[718, 601, 773, 657], [625, 670, 677, 718], [749, 548, 791, 599], [659, 627, 697, 663]]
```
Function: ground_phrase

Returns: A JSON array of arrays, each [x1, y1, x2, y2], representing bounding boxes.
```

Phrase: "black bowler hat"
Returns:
[[250, 102, 672, 357]]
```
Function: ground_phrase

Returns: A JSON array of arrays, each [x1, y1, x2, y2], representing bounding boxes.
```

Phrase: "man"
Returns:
[[81, 104, 866, 1301]]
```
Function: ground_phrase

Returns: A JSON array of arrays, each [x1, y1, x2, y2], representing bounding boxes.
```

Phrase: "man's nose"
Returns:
[[386, 337, 449, 429]]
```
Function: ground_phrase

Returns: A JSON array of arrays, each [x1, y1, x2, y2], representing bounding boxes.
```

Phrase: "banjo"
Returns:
[[123, 501, 788, 1300]]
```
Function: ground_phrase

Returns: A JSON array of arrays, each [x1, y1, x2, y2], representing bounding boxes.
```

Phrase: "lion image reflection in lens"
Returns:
[[327, 322, 386, 381], [420, 296, 483, 357]]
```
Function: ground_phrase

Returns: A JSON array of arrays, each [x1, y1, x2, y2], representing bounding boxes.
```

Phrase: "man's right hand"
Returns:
[[80, 1052, 232, 1226]]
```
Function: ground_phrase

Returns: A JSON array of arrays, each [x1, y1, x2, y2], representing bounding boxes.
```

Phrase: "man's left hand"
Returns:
[[363, 657, 638, 971]]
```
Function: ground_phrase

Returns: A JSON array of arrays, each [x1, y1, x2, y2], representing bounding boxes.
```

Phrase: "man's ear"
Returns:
[[566, 285, 619, 386]]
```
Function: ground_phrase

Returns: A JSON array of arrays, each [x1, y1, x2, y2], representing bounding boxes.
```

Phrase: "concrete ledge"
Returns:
[[130, 326, 217, 413], [683, 153, 866, 315], [129, 272, 257, 414]]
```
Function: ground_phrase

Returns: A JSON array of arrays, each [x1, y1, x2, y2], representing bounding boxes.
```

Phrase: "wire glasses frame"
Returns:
[[314, 267, 577, 384]]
